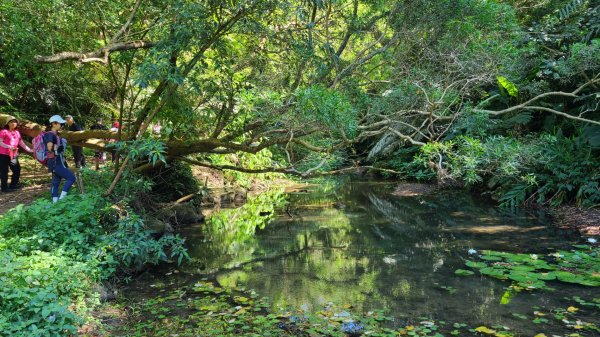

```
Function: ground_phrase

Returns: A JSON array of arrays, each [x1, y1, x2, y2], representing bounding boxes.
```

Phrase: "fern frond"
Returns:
[[503, 112, 532, 127], [559, 0, 585, 20], [583, 5, 600, 42]]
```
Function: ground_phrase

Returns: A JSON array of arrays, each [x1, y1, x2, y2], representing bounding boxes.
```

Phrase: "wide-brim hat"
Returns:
[[0, 114, 18, 127]]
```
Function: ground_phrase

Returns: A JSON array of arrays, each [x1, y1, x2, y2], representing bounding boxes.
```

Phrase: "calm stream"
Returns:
[[127, 180, 598, 336]]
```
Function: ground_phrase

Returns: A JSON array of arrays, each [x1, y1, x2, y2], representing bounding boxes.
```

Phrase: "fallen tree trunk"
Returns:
[[5, 114, 121, 147]]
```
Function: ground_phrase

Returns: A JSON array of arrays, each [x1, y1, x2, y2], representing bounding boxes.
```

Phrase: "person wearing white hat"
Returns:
[[44, 115, 76, 202]]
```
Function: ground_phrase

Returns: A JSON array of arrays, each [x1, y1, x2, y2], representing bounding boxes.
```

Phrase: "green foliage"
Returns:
[[0, 250, 88, 337], [149, 161, 199, 202], [414, 136, 487, 185], [0, 192, 188, 335], [208, 149, 284, 189], [410, 131, 600, 208], [294, 85, 357, 138], [80, 168, 153, 203], [497, 76, 519, 97], [380, 147, 436, 181], [559, 0, 586, 20], [96, 213, 190, 275], [109, 138, 167, 166], [454, 269, 475, 276]]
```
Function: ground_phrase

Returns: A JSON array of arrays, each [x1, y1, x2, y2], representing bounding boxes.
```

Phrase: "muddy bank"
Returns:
[[391, 182, 599, 237], [392, 182, 437, 196], [552, 205, 600, 236]]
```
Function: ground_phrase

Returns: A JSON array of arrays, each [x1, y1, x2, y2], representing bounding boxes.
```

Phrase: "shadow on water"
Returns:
[[128, 179, 597, 335]]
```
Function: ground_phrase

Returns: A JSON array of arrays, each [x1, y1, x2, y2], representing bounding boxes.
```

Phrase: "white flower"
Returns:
[[468, 249, 477, 255], [530, 254, 538, 260], [587, 238, 597, 244]]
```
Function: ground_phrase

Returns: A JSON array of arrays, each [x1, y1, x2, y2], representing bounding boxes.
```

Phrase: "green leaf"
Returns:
[[497, 76, 518, 97], [455, 269, 475, 276], [480, 267, 508, 279], [465, 261, 487, 269]]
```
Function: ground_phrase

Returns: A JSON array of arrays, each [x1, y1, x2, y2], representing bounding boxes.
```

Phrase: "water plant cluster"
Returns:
[[116, 279, 407, 337], [111, 278, 599, 337], [457, 245, 600, 290]]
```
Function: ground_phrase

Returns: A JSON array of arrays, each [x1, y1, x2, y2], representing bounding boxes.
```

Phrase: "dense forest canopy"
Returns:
[[0, 0, 599, 203]]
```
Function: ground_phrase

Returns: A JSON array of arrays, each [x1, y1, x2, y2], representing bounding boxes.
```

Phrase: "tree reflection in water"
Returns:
[[181, 180, 590, 334]]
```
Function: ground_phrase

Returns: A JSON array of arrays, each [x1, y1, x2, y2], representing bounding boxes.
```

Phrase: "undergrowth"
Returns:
[[384, 129, 600, 208], [0, 170, 189, 336]]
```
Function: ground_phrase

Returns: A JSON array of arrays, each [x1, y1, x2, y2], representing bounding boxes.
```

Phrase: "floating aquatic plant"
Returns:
[[456, 245, 600, 289]]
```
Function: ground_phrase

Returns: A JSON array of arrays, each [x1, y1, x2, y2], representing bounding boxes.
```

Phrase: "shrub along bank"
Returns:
[[385, 130, 600, 209], [0, 171, 189, 336]]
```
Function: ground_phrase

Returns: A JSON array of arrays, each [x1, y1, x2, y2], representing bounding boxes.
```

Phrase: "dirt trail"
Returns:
[[0, 157, 49, 215]]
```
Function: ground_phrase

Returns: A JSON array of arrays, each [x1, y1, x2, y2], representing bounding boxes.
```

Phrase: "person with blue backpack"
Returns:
[[44, 115, 76, 203]]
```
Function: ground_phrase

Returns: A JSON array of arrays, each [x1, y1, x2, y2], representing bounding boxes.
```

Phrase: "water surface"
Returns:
[[130, 180, 598, 335]]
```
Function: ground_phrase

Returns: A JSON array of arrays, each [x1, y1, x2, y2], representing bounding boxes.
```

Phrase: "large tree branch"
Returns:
[[175, 156, 403, 178], [474, 75, 600, 126], [334, 0, 358, 58], [111, 0, 144, 42], [175, 156, 303, 176], [35, 41, 155, 64]]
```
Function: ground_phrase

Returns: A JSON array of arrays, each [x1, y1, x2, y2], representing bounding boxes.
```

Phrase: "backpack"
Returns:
[[33, 132, 66, 165], [32, 132, 49, 164]]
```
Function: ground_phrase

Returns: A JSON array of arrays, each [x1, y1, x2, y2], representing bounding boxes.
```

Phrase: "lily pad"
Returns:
[[508, 272, 548, 289], [511, 265, 536, 272], [465, 261, 487, 269], [455, 269, 475, 276], [554, 271, 600, 286], [480, 254, 503, 262], [480, 267, 508, 279], [461, 246, 600, 289]]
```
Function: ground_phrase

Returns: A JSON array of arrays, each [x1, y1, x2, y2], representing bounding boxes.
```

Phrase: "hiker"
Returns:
[[90, 117, 108, 170], [0, 116, 33, 192], [45, 115, 76, 202], [65, 115, 85, 168], [109, 121, 120, 162]]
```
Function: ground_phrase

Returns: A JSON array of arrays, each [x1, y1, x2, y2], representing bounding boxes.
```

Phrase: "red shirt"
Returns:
[[0, 129, 22, 159]]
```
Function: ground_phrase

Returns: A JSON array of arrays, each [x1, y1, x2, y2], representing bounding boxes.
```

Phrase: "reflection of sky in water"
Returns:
[[144, 181, 597, 335]]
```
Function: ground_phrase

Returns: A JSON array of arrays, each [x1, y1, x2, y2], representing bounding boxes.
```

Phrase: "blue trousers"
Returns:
[[50, 161, 76, 197]]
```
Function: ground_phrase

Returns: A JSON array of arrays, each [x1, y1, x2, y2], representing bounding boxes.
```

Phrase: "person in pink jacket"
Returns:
[[0, 117, 33, 192]]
